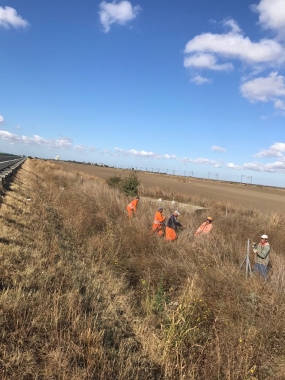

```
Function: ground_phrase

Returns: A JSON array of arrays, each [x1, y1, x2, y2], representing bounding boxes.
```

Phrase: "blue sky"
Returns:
[[1, 0, 285, 186]]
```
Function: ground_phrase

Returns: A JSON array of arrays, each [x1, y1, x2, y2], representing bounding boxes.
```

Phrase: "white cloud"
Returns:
[[14, 125, 21, 129], [184, 28, 285, 68], [255, 142, 285, 157], [223, 19, 242, 34], [180, 157, 221, 166], [99, 1, 141, 33], [183, 0, 285, 113], [114, 147, 177, 160], [190, 75, 211, 85], [114, 147, 221, 167], [252, 0, 285, 37], [274, 99, 285, 110], [0, 130, 73, 148], [255, 149, 283, 158], [240, 72, 285, 103], [75, 145, 85, 152], [0, 6, 29, 29], [226, 163, 242, 170], [227, 141, 285, 173], [243, 160, 285, 172], [212, 145, 227, 152], [0, 115, 4, 123], [228, 156, 285, 173], [184, 53, 233, 71]]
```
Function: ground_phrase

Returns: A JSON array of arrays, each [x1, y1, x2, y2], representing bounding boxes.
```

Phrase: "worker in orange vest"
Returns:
[[126, 196, 140, 218], [194, 216, 213, 237], [165, 210, 185, 241], [151, 207, 166, 236]]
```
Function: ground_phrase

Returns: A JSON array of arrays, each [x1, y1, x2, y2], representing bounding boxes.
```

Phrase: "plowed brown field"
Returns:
[[53, 161, 285, 214]]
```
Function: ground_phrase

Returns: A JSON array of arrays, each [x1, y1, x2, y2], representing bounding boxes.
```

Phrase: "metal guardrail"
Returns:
[[0, 158, 26, 184]]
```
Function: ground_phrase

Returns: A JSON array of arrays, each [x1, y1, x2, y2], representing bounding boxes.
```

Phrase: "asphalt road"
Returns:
[[0, 157, 23, 171]]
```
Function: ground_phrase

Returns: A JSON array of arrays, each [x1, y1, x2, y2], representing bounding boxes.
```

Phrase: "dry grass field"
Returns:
[[53, 161, 285, 215], [1, 158, 285, 379]]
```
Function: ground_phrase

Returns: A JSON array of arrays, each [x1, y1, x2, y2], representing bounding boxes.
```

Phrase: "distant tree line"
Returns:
[[0, 152, 18, 156]]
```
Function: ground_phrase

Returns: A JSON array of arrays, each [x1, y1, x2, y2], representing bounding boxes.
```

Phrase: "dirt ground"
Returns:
[[52, 161, 285, 214]]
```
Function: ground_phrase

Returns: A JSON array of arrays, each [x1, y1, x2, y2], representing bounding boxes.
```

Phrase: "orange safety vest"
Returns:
[[195, 222, 213, 236], [152, 212, 166, 226], [127, 199, 139, 211]]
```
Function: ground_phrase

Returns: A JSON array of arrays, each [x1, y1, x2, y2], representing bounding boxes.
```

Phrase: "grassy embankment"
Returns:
[[0, 159, 285, 379]]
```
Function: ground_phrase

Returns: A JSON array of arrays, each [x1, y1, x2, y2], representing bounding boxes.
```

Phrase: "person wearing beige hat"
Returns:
[[252, 235, 270, 280], [194, 216, 213, 237]]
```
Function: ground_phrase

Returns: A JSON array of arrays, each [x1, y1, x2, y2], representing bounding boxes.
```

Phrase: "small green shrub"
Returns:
[[121, 172, 140, 196], [153, 277, 169, 313]]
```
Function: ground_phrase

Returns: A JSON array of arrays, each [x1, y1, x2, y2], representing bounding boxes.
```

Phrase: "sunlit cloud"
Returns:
[[228, 157, 285, 173], [190, 75, 212, 85], [114, 147, 221, 168], [0, 130, 73, 148], [212, 145, 227, 152], [240, 72, 285, 108], [252, 0, 285, 38], [0, 6, 29, 29], [274, 99, 285, 110], [99, 1, 141, 33], [0, 115, 4, 123], [75, 145, 85, 152], [115, 147, 156, 158], [243, 160, 285, 172], [114, 147, 177, 159], [227, 163, 242, 170], [184, 22, 285, 69], [184, 0, 285, 114], [180, 157, 222, 166], [255, 142, 285, 157], [184, 53, 233, 71]]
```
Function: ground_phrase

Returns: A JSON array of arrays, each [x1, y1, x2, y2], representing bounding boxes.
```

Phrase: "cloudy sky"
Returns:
[[1, 0, 285, 186]]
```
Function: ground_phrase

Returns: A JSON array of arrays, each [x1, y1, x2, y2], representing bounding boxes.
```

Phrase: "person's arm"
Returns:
[[173, 218, 182, 227], [195, 223, 204, 235]]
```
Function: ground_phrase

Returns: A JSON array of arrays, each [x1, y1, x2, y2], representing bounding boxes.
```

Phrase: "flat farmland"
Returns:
[[53, 161, 285, 214]]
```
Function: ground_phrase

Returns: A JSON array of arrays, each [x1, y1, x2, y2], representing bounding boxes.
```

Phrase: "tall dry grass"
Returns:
[[0, 159, 284, 379]]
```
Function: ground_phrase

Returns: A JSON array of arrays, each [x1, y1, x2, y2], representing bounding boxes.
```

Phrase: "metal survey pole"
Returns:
[[246, 239, 249, 278], [240, 239, 252, 278]]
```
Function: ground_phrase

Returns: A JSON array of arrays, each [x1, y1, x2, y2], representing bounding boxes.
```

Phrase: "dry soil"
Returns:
[[53, 161, 285, 214]]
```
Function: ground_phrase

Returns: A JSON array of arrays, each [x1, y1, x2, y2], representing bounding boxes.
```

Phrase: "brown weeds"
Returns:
[[0, 159, 284, 379]]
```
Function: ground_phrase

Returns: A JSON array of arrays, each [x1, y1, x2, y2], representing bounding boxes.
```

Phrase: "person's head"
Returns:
[[261, 234, 268, 242], [158, 207, 163, 213], [206, 216, 212, 224], [173, 210, 180, 217], [136, 196, 140, 200]]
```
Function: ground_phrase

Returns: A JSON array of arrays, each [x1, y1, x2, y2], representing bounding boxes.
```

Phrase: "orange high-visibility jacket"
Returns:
[[127, 199, 139, 211], [195, 222, 213, 236], [165, 227, 177, 241], [152, 212, 166, 227]]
